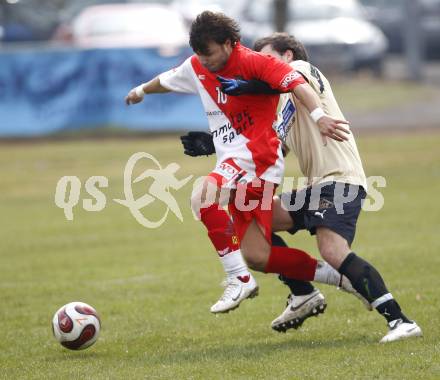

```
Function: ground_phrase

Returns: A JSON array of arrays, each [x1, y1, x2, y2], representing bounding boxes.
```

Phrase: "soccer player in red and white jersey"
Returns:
[[125, 12, 351, 317]]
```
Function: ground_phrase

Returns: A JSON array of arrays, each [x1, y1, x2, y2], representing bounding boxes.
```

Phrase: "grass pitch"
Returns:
[[1, 132, 439, 379]]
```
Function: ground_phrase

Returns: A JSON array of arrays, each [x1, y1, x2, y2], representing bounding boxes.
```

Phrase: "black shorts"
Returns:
[[280, 182, 366, 246]]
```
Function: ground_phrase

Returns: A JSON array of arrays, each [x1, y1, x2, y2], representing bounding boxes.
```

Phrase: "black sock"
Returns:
[[339, 252, 410, 323], [271, 233, 315, 296]]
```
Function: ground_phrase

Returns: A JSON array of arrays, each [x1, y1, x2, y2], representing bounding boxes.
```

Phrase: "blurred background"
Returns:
[[0, 0, 439, 136]]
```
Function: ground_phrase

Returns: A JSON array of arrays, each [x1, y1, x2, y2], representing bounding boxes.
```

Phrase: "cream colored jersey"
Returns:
[[276, 60, 367, 189]]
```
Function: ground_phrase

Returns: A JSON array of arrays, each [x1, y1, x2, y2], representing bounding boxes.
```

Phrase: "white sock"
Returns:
[[219, 249, 250, 278], [313, 261, 342, 287]]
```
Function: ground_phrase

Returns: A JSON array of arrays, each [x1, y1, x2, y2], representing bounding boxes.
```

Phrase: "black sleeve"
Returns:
[[242, 79, 281, 95]]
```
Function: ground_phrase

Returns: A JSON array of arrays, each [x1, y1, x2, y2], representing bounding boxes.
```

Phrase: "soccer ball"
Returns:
[[52, 301, 101, 350]]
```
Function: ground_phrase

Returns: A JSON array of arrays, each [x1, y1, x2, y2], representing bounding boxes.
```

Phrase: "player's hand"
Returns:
[[180, 131, 216, 157], [125, 87, 144, 106], [317, 115, 350, 145], [217, 76, 248, 95]]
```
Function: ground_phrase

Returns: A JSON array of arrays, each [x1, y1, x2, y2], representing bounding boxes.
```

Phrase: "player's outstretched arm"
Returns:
[[217, 76, 279, 96], [125, 77, 171, 105], [292, 83, 350, 145]]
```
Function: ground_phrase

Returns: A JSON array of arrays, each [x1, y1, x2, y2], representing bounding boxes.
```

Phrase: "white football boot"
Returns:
[[271, 289, 327, 332], [338, 275, 373, 311], [380, 319, 423, 343], [210, 274, 259, 313]]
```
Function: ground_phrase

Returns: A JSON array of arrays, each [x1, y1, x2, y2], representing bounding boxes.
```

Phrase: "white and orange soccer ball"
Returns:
[[52, 302, 101, 350]]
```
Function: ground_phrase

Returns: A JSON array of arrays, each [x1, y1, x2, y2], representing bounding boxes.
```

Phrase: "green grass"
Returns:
[[1, 132, 439, 379], [332, 78, 435, 112]]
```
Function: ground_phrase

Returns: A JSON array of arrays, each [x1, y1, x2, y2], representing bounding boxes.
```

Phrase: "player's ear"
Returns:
[[285, 49, 294, 62]]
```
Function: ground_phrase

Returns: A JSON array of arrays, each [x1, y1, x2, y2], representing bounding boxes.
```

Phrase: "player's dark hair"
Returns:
[[189, 11, 241, 55], [254, 32, 309, 62]]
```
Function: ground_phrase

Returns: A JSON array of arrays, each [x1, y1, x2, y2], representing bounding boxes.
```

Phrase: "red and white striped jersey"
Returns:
[[159, 43, 305, 184]]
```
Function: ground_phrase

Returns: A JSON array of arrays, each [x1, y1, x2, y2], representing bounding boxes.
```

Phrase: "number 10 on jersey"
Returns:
[[216, 87, 227, 104]]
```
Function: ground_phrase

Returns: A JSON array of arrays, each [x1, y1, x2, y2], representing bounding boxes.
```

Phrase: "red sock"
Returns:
[[265, 246, 317, 281], [200, 204, 239, 255]]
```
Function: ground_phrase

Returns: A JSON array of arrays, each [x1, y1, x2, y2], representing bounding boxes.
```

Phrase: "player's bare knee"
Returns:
[[242, 251, 267, 271], [241, 242, 270, 271], [317, 228, 350, 268], [272, 196, 294, 231], [318, 239, 351, 268], [318, 245, 338, 266], [241, 219, 271, 271]]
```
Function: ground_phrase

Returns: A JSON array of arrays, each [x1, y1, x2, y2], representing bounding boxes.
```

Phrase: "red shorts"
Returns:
[[207, 159, 277, 244]]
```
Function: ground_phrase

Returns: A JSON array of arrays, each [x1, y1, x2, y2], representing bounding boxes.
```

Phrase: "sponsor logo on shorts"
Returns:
[[314, 210, 327, 219], [214, 162, 239, 180], [319, 198, 334, 209]]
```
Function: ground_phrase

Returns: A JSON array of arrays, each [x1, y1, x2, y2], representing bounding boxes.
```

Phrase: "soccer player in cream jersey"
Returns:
[[181, 32, 422, 343]]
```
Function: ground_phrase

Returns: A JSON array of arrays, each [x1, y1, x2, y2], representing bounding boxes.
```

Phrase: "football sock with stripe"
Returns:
[[219, 249, 251, 279], [339, 252, 410, 323]]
